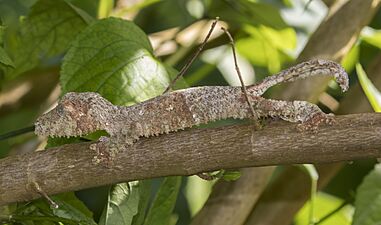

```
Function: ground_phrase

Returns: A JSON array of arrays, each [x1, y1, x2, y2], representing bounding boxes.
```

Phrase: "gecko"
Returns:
[[34, 59, 349, 164]]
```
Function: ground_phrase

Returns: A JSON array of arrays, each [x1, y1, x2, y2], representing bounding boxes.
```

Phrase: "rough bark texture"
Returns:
[[1, 113, 381, 206]]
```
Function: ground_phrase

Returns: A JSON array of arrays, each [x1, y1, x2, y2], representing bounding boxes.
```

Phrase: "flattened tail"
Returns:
[[247, 59, 349, 96]]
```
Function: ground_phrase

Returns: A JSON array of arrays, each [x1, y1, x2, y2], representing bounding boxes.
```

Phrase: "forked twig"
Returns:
[[163, 17, 220, 94], [220, 27, 256, 119]]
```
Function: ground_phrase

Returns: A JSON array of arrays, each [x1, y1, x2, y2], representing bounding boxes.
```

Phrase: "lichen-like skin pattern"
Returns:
[[35, 59, 349, 164]]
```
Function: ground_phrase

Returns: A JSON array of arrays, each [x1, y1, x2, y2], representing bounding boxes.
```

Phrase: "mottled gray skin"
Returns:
[[35, 59, 349, 164]]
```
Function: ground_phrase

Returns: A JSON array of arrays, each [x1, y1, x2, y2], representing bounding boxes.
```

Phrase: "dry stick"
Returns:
[[220, 27, 256, 119], [163, 17, 219, 94], [0, 126, 35, 141], [29, 182, 58, 209]]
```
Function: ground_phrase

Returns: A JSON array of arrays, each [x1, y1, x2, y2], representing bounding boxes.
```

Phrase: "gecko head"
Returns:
[[35, 92, 116, 138]]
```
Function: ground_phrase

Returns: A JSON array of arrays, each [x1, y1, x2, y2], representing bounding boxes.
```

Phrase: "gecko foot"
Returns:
[[90, 136, 118, 167], [297, 113, 336, 132]]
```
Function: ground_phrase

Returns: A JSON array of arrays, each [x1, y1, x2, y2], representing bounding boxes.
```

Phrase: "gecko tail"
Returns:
[[248, 59, 349, 96]]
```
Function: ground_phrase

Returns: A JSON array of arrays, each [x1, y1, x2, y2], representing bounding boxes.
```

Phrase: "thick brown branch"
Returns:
[[1, 113, 381, 206]]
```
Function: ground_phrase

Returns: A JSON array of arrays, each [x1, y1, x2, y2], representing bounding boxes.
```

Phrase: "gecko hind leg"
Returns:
[[254, 97, 335, 131], [90, 135, 135, 167]]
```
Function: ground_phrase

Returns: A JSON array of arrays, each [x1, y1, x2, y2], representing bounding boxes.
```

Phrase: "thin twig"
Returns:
[[314, 201, 348, 225], [163, 17, 219, 94], [220, 27, 256, 119], [30, 182, 59, 209], [0, 125, 35, 141]]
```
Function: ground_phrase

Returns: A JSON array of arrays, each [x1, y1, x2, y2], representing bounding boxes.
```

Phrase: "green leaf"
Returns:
[[353, 164, 381, 225], [361, 28, 381, 49], [143, 177, 181, 225], [222, 170, 242, 181], [341, 43, 359, 73], [184, 176, 213, 216], [0, 26, 5, 44], [60, 17, 173, 106], [298, 164, 319, 224], [236, 25, 296, 73], [26, 192, 96, 225], [0, 46, 14, 67], [6, 0, 89, 79], [99, 181, 141, 225], [131, 180, 152, 225], [295, 192, 352, 225], [113, 0, 162, 17], [51, 193, 96, 225], [356, 63, 381, 112], [66, 1, 96, 24], [97, 0, 114, 19], [208, 0, 288, 29]]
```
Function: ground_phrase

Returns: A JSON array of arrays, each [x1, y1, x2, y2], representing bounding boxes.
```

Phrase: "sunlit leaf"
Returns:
[[143, 177, 181, 225], [6, 0, 89, 79], [185, 176, 213, 216], [295, 192, 352, 225], [236, 25, 295, 73], [361, 28, 381, 49], [356, 63, 381, 112], [298, 164, 319, 224], [341, 43, 359, 73], [60, 17, 173, 106], [99, 182, 140, 225], [98, 0, 114, 19], [353, 164, 381, 225]]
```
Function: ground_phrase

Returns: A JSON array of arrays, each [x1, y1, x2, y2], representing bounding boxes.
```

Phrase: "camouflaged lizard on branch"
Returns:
[[35, 59, 349, 164]]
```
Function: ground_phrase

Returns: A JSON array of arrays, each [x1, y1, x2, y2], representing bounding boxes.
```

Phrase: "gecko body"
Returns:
[[35, 59, 349, 164]]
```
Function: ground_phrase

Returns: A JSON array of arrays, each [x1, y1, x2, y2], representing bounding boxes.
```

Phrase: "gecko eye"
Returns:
[[56, 104, 65, 116]]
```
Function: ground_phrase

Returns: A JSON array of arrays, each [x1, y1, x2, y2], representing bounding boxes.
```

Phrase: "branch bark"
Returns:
[[1, 113, 381, 206]]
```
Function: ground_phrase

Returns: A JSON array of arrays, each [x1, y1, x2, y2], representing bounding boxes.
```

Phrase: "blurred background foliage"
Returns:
[[0, 0, 381, 224]]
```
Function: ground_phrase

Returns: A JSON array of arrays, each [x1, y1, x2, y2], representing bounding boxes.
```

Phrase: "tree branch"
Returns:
[[1, 113, 381, 206]]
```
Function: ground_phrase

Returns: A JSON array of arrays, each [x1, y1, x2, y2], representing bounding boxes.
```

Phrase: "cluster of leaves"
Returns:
[[0, 0, 381, 225]]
